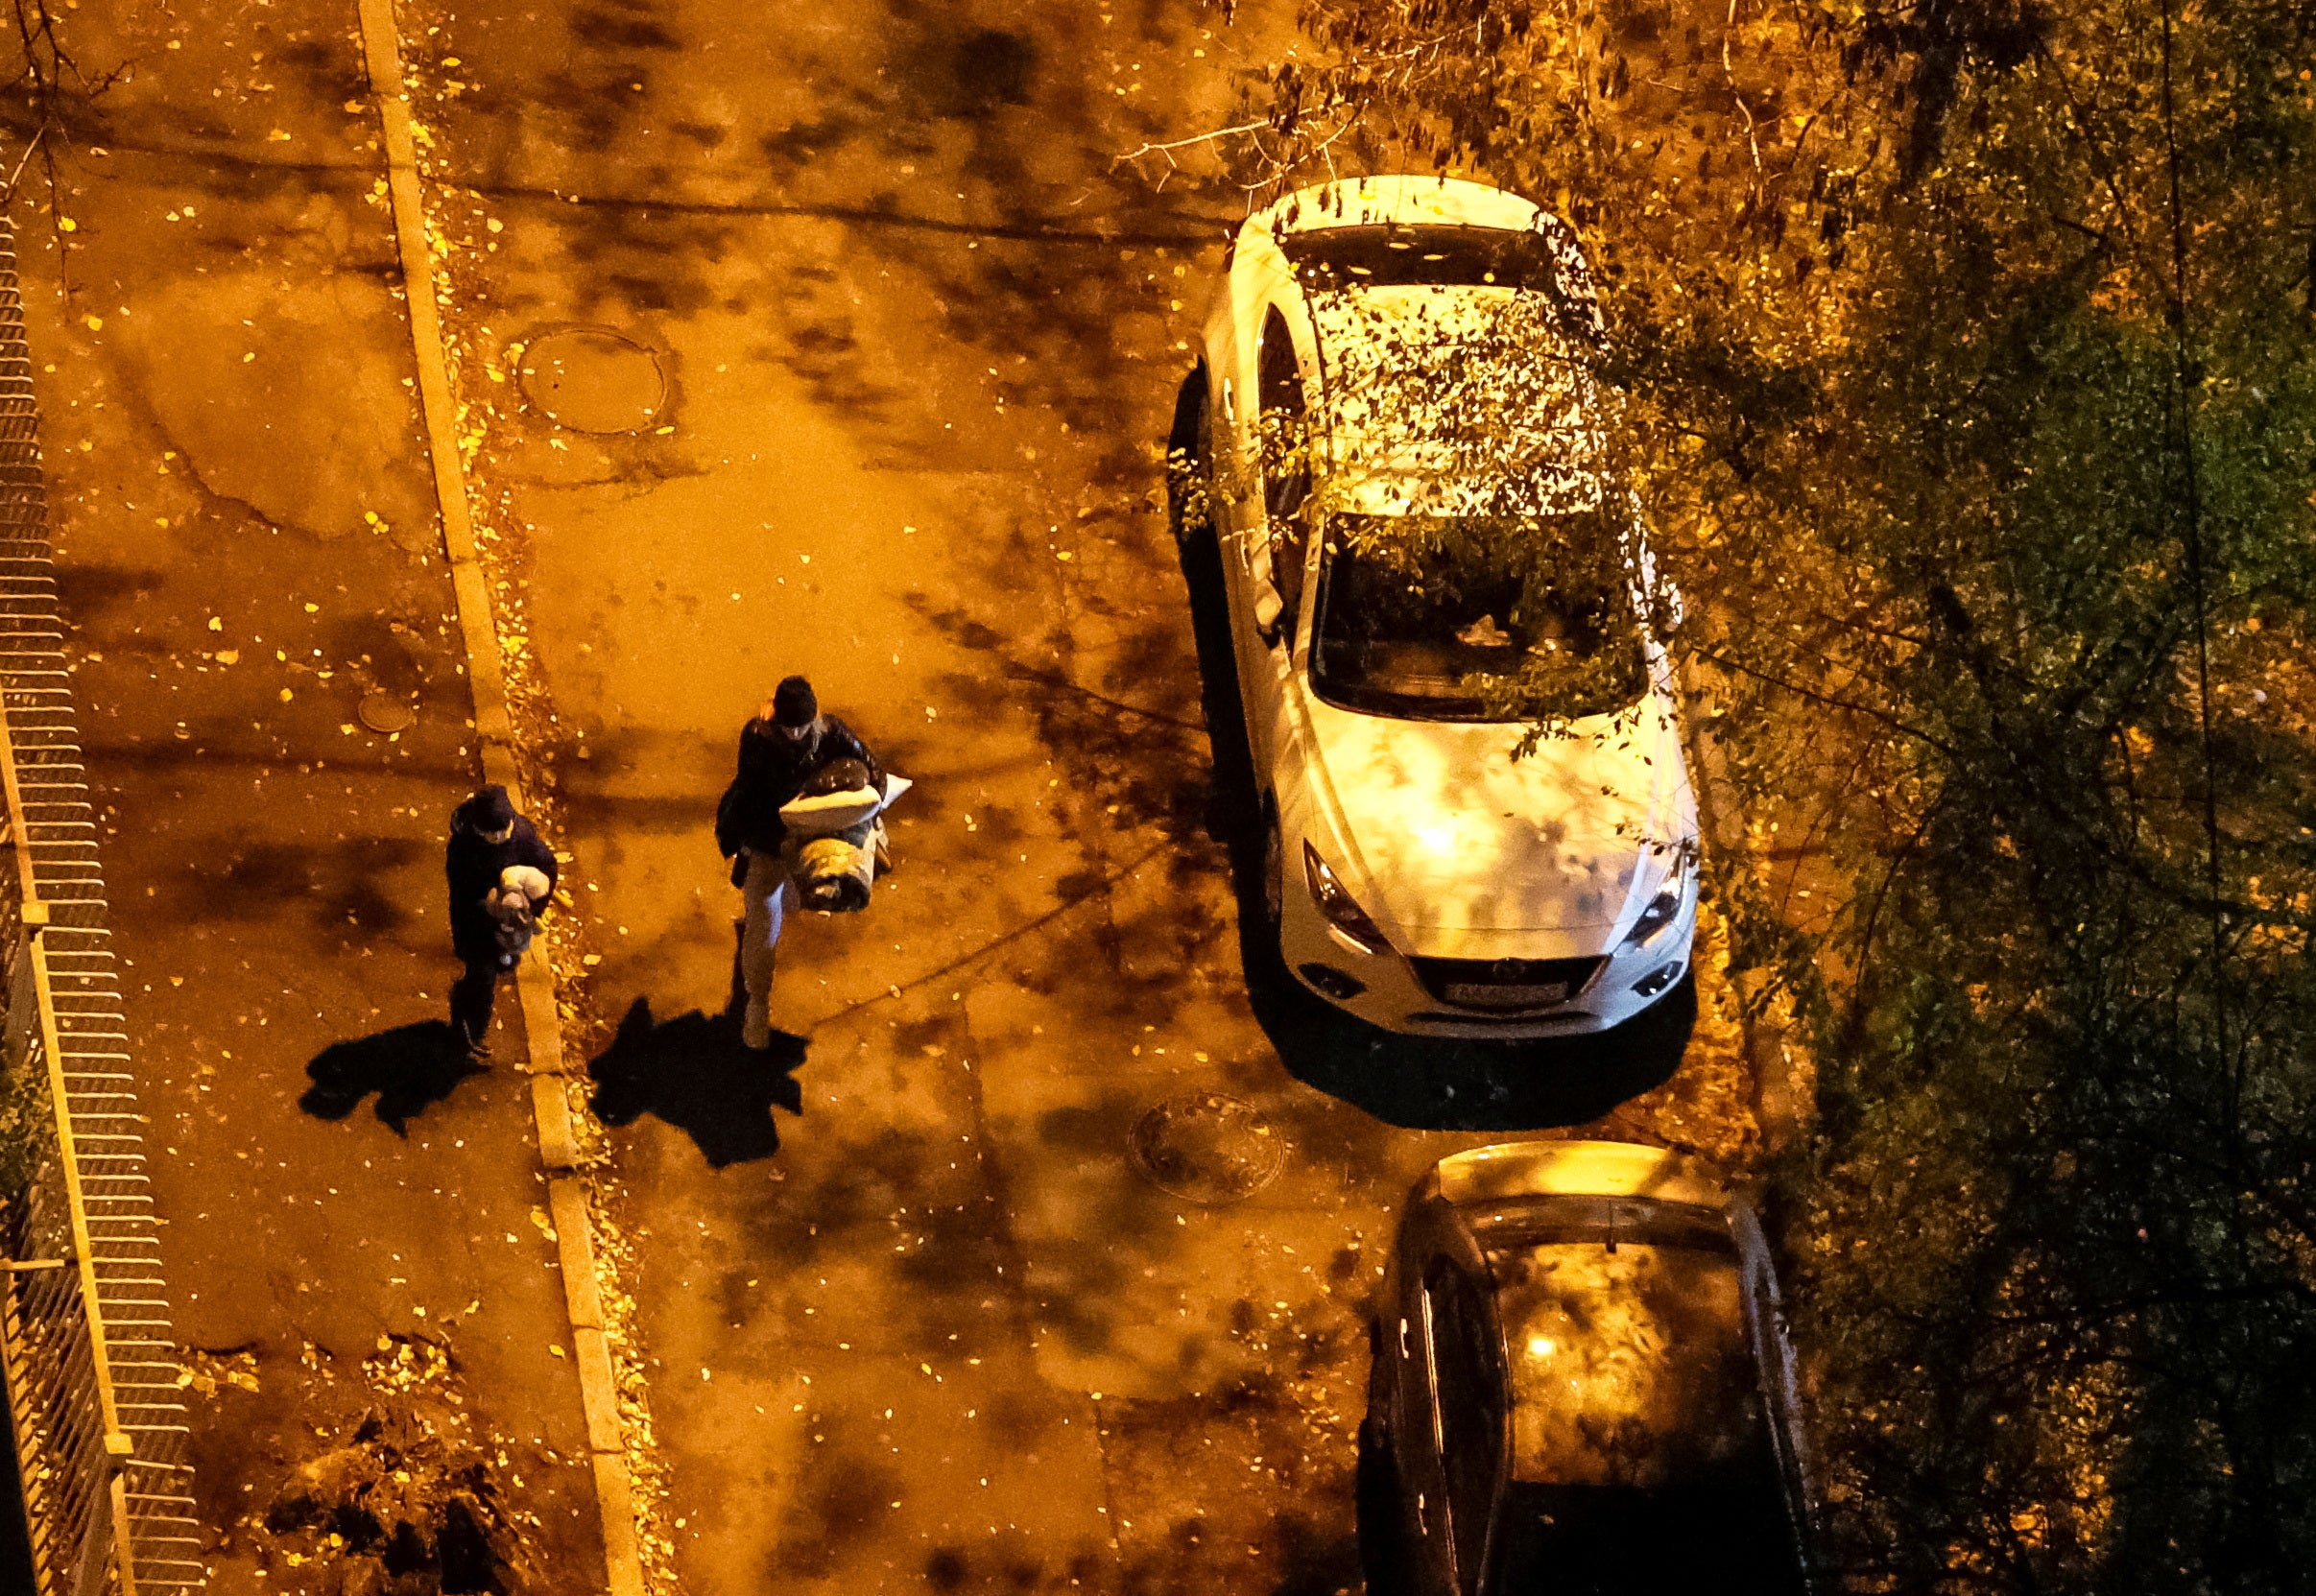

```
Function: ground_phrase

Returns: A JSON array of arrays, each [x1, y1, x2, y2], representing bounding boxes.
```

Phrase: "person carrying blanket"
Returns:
[[780, 757, 912, 913], [715, 676, 896, 1049]]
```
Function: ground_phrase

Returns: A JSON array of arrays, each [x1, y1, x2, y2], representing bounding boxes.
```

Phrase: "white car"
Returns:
[[1171, 176, 1698, 1038]]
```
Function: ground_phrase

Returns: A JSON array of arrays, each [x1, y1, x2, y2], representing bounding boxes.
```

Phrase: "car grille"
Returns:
[[1409, 954, 1608, 1012]]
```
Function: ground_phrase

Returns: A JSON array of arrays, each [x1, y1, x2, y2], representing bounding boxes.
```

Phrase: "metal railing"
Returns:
[[0, 220, 203, 1594]]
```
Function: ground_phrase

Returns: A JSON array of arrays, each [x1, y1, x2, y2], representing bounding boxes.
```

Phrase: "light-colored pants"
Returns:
[[740, 847, 798, 1049]]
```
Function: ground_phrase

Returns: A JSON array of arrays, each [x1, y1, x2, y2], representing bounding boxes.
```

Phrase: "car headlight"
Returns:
[[1303, 842, 1391, 955], [1623, 847, 1693, 948]]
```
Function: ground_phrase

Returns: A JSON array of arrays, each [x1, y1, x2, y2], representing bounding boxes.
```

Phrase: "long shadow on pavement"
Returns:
[[1170, 437, 1696, 1133], [587, 996, 806, 1168], [299, 1020, 487, 1133], [1246, 952, 1695, 1131]]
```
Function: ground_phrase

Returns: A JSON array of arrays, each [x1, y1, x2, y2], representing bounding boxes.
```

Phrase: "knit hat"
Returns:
[[772, 676, 819, 727], [468, 784, 515, 833]]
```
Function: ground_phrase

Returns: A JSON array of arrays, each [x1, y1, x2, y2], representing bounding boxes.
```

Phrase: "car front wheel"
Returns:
[[1357, 1415, 1412, 1596], [1165, 369, 1214, 556]]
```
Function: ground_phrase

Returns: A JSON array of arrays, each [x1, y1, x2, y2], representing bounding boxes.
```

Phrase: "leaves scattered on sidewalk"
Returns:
[[230, 1333, 559, 1594], [180, 1346, 262, 1396]]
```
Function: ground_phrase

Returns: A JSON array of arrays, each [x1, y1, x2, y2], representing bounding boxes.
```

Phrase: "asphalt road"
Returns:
[[15, 0, 1772, 1589]]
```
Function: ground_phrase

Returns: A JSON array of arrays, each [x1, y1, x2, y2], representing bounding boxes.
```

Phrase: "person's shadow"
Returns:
[[587, 996, 805, 1168], [300, 1021, 487, 1133]]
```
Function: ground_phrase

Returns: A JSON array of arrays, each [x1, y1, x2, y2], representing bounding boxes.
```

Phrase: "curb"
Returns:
[[352, 4, 643, 1592]]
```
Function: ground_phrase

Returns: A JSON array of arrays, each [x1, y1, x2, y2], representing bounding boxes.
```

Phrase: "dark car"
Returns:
[[1359, 1141, 1820, 1596]]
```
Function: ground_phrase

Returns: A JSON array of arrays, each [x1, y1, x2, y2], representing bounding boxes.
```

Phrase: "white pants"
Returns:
[[739, 848, 798, 1049]]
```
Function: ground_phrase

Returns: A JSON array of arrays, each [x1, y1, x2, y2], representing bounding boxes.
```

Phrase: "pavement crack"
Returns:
[[810, 839, 1175, 1030], [999, 665, 1206, 733], [463, 182, 1231, 247], [52, 128, 1233, 245]]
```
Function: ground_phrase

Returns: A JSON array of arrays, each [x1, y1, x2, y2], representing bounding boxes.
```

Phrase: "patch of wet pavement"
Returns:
[[22, 0, 1772, 1589], [379, 0, 1770, 1580]]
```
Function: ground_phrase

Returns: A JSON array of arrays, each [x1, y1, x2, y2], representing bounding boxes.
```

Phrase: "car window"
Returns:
[[1487, 1470, 1806, 1596], [1279, 222, 1559, 294], [1258, 304, 1307, 418], [1472, 1201, 1806, 1593], [1256, 306, 1314, 637], [1311, 510, 1648, 722], [1481, 1222, 1760, 1490], [1423, 1261, 1503, 1596], [1273, 512, 1312, 647], [1277, 223, 1601, 348]]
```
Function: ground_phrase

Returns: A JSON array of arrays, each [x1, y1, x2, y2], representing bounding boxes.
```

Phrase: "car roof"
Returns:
[[1433, 1139, 1731, 1212], [1250, 176, 1544, 238], [1300, 285, 1609, 517]]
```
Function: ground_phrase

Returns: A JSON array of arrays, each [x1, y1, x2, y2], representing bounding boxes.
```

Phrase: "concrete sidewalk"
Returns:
[[6, 0, 612, 1587]]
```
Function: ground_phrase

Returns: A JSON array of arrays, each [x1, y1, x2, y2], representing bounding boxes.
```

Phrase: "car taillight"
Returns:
[[1303, 842, 1390, 955]]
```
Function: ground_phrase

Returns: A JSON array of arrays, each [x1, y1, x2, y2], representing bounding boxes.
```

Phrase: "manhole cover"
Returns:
[[357, 691, 416, 734], [1129, 1093, 1284, 1205], [518, 327, 667, 434]]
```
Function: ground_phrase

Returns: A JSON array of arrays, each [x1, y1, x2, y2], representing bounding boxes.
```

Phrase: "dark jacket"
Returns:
[[446, 796, 559, 964], [716, 714, 882, 856]]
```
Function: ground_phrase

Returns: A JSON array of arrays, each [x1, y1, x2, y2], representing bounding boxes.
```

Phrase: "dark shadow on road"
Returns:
[[1171, 450, 1696, 1132], [1248, 960, 1695, 1131], [299, 1021, 487, 1133], [587, 995, 805, 1168], [1268, 1513, 1365, 1596]]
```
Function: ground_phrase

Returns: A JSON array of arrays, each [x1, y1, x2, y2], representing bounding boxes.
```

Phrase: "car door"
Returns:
[[1733, 1205, 1822, 1590], [1239, 301, 1317, 781], [1426, 1262, 1506, 1596], [1210, 232, 1283, 758], [1401, 1256, 1504, 1596], [1391, 1258, 1453, 1594]]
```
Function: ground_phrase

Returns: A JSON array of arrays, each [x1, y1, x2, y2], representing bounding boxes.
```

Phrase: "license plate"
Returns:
[[1446, 981, 1568, 1010]]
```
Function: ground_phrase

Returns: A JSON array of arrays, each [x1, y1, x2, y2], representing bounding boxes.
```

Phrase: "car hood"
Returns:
[[1305, 690, 1692, 938]]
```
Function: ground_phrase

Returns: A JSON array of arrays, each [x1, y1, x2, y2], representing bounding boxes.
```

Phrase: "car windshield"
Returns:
[[1311, 511, 1649, 722], [1475, 1200, 1758, 1489]]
